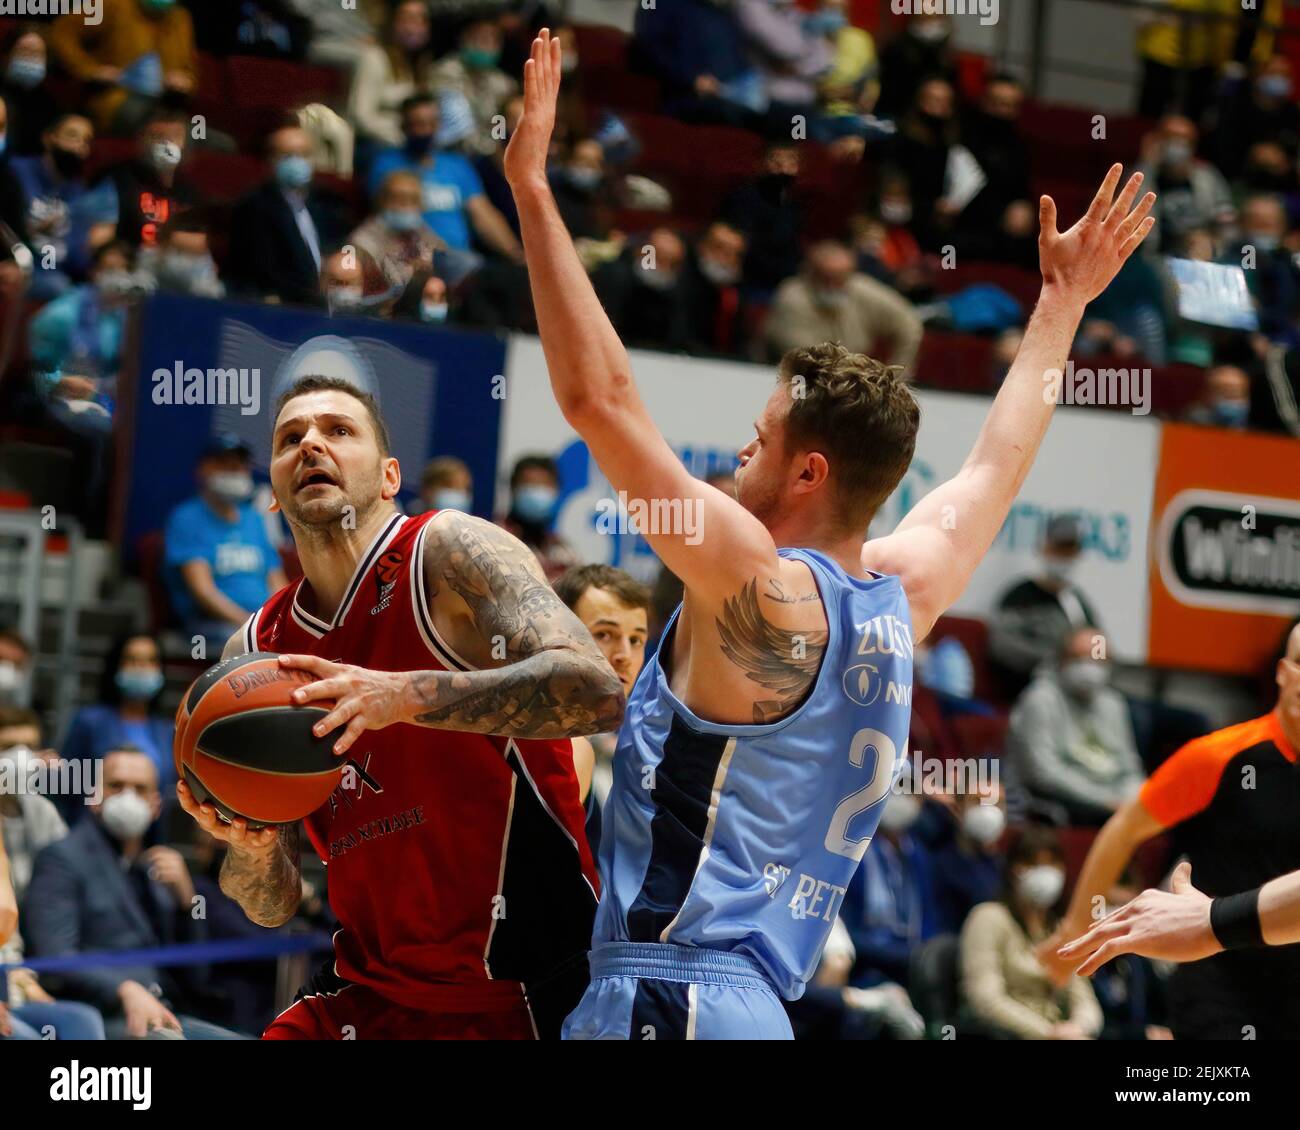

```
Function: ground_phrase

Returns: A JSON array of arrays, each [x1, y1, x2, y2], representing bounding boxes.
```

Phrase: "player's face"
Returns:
[[269, 390, 398, 530], [735, 387, 796, 528], [573, 587, 647, 697]]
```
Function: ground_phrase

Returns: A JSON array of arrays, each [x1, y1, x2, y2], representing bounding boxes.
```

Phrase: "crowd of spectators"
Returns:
[[1, 0, 1299, 1042]]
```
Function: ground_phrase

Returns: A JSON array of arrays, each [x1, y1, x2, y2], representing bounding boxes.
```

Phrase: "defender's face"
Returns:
[[270, 389, 392, 529], [573, 587, 648, 697], [735, 386, 794, 527]]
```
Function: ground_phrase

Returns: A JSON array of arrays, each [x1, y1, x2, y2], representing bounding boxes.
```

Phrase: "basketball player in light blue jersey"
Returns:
[[505, 31, 1158, 1040]]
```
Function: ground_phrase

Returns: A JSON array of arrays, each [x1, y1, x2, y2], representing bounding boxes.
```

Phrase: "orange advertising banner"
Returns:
[[1148, 423, 1300, 675]]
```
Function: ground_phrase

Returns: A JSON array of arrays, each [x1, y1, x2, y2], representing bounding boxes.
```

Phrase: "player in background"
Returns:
[[505, 30, 1157, 1039], [177, 375, 624, 1039], [1057, 624, 1300, 987]]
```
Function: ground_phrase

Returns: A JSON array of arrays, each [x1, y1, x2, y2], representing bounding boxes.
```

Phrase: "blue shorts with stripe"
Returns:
[[561, 942, 793, 1040]]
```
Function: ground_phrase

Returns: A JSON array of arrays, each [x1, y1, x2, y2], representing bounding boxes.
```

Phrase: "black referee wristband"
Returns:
[[1209, 887, 1265, 951]]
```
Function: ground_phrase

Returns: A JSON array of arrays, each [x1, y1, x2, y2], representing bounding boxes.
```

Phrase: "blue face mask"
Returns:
[[117, 668, 164, 701], [1211, 399, 1250, 427], [1258, 75, 1292, 101], [6, 58, 45, 89], [513, 485, 558, 525], [383, 209, 422, 233], [805, 10, 847, 35], [420, 299, 449, 323], [430, 487, 471, 512], [274, 154, 313, 190]]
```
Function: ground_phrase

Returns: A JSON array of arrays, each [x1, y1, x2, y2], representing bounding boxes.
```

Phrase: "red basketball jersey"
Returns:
[[243, 511, 599, 1010]]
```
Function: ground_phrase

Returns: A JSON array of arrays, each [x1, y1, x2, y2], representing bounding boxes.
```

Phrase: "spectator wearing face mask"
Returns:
[[140, 214, 224, 299], [347, 0, 436, 152], [956, 74, 1036, 267], [929, 782, 1007, 935], [1209, 55, 1300, 180], [431, 18, 518, 158], [876, 13, 957, 120], [988, 514, 1102, 698], [549, 137, 611, 242], [1235, 193, 1300, 345], [960, 824, 1102, 1040], [680, 221, 749, 357], [163, 435, 287, 651], [318, 245, 377, 317], [350, 169, 444, 292], [1184, 363, 1255, 430], [808, 0, 880, 137], [60, 634, 176, 812], [97, 108, 199, 249], [1007, 625, 1144, 827], [25, 747, 245, 1040], [0, 630, 33, 709], [840, 789, 939, 997], [50, 0, 197, 137], [393, 266, 466, 327], [721, 143, 804, 293], [417, 456, 473, 515], [765, 239, 923, 367], [2, 32, 55, 156], [888, 77, 962, 252], [227, 123, 348, 307], [850, 176, 929, 301], [734, 0, 832, 126], [497, 454, 579, 583], [593, 226, 693, 352], [29, 238, 140, 423], [370, 94, 523, 268], [0, 713, 108, 1040], [9, 113, 118, 300], [1136, 115, 1233, 257], [0, 94, 30, 250]]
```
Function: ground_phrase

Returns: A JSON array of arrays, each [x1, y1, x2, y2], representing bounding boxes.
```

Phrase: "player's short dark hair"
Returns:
[[509, 454, 559, 489], [776, 343, 919, 531], [553, 564, 651, 614], [274, 376, 392, 457]]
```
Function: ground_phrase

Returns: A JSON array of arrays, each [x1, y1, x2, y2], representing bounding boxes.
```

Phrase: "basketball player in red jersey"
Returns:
[[175, 375, 624, 1040]]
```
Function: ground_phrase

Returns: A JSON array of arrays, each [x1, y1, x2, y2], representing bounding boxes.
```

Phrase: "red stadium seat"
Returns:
[[913, 332, 996, 394]]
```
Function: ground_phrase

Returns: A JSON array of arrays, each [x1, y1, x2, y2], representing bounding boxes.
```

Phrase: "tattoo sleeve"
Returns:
[[716, 579, 828, 724], [218, 824, 302, 928], [411, 514, 625, 738]]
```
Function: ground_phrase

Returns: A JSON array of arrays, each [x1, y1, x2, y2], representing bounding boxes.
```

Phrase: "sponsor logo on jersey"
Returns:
[[842, 662, 883, 706], [787, 872, 848, 922], [762, 862, 791, 897]]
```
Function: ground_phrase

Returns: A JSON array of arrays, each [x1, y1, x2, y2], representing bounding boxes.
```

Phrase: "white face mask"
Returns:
[[962, 803, 1006, 846], [1061, 658, 1109, 698], [1042, 555, 1076, 584], [207, 470, 254, 502], [878, 792, 921, 834], [1016, 864, 1065, 909], [0, 660, 21, 696], [100, 789, 154, 841]]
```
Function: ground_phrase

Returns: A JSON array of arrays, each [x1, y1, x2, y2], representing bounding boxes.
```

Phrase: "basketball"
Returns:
[[174, 652, 345, 827]]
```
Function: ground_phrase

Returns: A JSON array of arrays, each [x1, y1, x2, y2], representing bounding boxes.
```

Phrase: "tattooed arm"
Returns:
[[283, 513, 625, 752], [174, 628, 303, 927]]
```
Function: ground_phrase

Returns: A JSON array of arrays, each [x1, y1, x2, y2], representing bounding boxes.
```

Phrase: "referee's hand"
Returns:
[[1056, 862, 1221, 976]]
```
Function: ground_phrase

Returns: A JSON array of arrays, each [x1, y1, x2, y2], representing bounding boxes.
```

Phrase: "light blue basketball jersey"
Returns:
[[591, 547, 914, 1000]]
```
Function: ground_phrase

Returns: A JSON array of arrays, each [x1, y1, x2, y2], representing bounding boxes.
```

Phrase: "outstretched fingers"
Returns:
[[1104, 171, 1144, 228], [1086, 163, 1123, 223]]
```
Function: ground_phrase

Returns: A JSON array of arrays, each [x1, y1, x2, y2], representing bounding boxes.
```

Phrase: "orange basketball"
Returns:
[[175, 652, 345, 827]]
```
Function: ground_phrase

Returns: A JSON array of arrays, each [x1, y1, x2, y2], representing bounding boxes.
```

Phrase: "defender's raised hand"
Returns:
[[1038, 163, 1156, 305], [504, 28, 562, 190]]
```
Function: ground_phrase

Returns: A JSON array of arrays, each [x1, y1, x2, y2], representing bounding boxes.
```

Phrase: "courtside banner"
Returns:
[[502, 336, 1158, 658], [116, 293, 506, 559], [1147, 422, 1300, 675]]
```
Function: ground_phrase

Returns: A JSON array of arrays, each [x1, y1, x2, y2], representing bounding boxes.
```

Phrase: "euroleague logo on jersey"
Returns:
[[371, 551, 404, 615]]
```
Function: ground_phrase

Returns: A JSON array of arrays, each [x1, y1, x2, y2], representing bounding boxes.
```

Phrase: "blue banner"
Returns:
[[116, 293, 506, 563]]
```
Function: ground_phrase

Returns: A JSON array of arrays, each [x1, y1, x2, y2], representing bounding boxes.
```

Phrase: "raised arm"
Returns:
[[282, 513, 624, 751], [503, 30, 781, 601], [862, 165, 1157, 640]]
